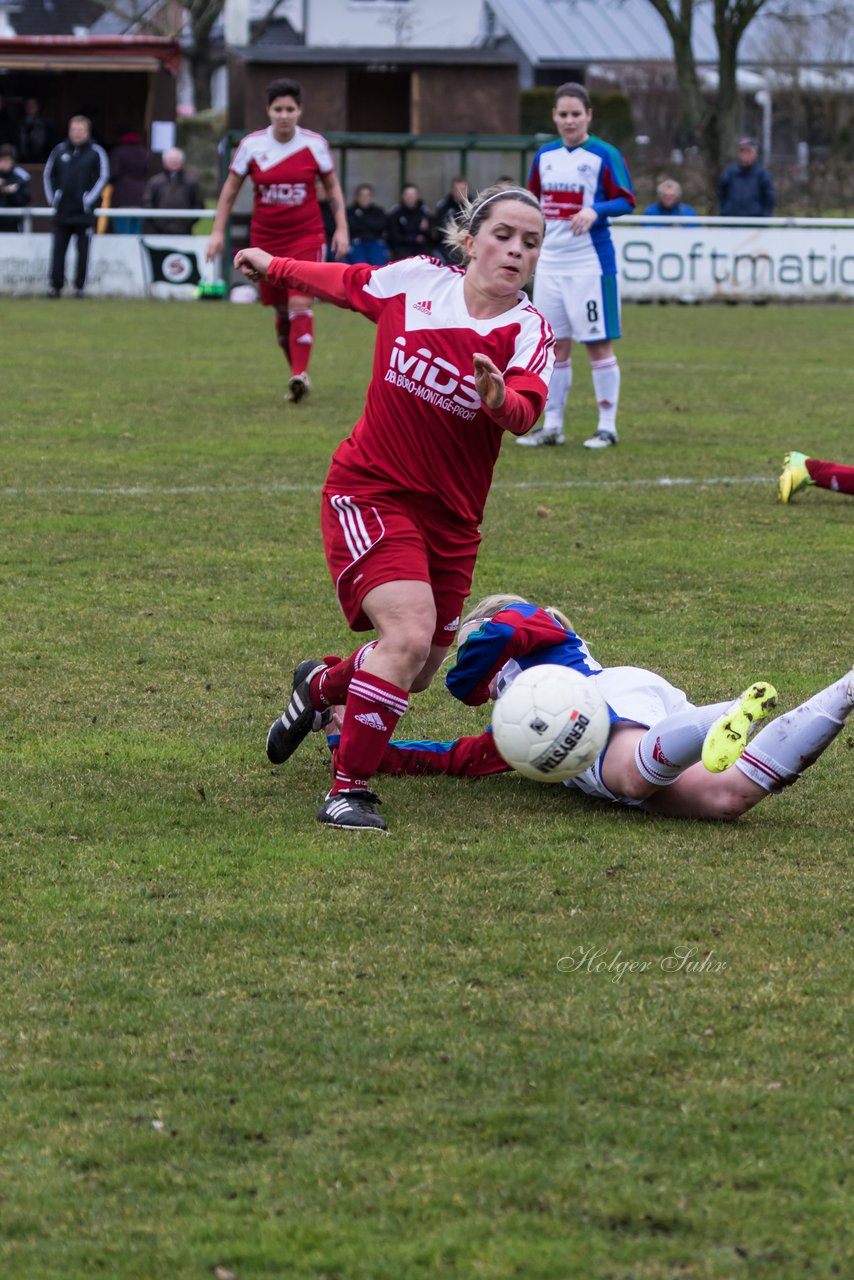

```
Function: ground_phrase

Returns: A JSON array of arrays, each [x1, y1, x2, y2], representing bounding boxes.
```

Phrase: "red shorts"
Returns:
[[320, 488, 481, 646], [254, 237, 325, 308]]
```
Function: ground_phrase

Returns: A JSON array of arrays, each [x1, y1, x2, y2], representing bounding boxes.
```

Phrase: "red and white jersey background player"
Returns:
[[207, 77, 349, 403], [234, 186, 556, 833]]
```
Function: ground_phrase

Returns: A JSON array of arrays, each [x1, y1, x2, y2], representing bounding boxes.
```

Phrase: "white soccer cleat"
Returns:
[[517, 427, 565, 447], [583, 430, 618, 449]]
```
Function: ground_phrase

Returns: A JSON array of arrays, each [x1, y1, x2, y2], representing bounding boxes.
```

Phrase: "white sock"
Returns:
[[635, 701, 732, 786], [543, 359, 572, 434], [591, 356, 620, 434], [736, 674, 853, 792]]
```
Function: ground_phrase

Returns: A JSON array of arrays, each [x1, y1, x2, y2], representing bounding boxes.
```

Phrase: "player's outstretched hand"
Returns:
[[473, 353, 506, 410], [235, 247, 273, 280]]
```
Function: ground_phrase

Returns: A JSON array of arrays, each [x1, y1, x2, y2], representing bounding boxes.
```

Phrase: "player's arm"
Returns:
[[447, 606, 573, 706], [235, 248, 356, 306], [207, 170, 245, 261], [320, 169, 350, 261]]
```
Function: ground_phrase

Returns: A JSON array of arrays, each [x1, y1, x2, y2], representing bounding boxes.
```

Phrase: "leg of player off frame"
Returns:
[[599, 680, 778, 802], [643, 667, 854, 819], [517, 339, 572, 448]]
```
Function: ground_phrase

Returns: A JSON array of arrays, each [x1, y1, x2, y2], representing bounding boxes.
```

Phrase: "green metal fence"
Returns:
[[222, 131, 551, 203]]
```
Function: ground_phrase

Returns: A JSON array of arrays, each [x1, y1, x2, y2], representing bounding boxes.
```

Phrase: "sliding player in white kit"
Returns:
[[521, 82, 635, 450]]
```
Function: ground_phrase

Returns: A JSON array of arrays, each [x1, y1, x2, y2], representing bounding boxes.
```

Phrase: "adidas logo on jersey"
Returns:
[[413, 299, 432, 315], [355, 711, 387, 731]]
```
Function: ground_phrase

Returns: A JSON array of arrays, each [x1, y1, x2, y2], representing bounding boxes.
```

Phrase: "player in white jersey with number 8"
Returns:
[[521, 82, 635, 450]]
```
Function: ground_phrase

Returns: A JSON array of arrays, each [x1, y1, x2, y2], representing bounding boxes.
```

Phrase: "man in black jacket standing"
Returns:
[[43, 116, 109, 297], [718, 137, 775, 218]]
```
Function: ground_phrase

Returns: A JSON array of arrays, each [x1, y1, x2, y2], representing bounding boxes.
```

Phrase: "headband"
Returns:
[[472, 187, 538, 221]]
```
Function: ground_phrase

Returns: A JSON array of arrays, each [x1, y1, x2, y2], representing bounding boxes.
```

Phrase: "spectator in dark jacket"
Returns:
[[43, 115, 109, 297], [18, 97, 56, 163], [0, 144, 31, 232], [346, 182, 388, 266], [385, 183, 432, 261], [109, 129, 149, 233], [142, 147, 203, 235], [433, 175, 468, 262], [718, 138, 775, 217]]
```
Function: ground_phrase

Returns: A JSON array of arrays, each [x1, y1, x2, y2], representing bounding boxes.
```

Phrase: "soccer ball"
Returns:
[[491, 665, 610, 782]]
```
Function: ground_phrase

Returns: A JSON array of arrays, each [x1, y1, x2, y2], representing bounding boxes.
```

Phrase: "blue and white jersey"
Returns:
[[446, 602, 602, 706], [528, 135, 635, 274]]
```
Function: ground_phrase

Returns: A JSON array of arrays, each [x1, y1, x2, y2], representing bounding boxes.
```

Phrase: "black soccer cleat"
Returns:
[[266, 659, 326, 765], [316, 789, 388, 832]]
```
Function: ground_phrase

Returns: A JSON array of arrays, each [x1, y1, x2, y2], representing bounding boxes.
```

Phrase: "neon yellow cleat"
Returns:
[[701, 682, 778, 773], [778, 450, 813, 504]]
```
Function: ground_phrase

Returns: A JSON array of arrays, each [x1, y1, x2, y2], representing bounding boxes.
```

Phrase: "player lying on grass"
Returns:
[[321, 595, 853, 821], [778, 450, 854, 503]]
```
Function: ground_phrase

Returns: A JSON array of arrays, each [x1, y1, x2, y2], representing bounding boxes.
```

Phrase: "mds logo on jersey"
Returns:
[[259, 182, 308, 206], [385, 336, 480, 417]]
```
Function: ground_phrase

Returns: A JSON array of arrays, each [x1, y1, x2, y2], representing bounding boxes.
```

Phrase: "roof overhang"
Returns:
[[0, 36, 182, 74]]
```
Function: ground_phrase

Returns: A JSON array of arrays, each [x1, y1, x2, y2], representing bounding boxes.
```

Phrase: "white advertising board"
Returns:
[[613, 220, 854, 302], [1, 222, 853, 302]]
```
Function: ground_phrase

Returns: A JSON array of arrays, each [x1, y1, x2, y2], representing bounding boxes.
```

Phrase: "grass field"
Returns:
[[1, 295, 852, 1280]]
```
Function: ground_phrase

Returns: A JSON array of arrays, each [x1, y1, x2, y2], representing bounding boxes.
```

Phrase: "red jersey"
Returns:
[[321, 256, 554, 526], [230, 124, 334, 254]]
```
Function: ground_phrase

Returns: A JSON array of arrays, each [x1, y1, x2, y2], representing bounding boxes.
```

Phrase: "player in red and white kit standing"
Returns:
[[207, 78, 349, 403], [236, 186, 555, 831]]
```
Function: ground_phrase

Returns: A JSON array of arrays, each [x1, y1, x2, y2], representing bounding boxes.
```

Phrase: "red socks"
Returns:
[[288, 310, 314, 376], [806, 456, 854, 495], [332, 672, 409, 793], [274, 310, 290, 365], [311, 642, 377, 708]]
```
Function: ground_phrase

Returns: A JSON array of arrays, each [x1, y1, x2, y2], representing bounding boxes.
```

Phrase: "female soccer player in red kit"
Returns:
[[207, 78, 349, 403], [236, 185, 555, 831]]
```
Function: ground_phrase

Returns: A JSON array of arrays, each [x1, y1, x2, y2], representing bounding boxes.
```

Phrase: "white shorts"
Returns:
[[564, 666, 691, 806], [532, 269, 622, 344]]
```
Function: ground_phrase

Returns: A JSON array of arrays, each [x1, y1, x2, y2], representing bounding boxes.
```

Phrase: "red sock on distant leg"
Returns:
[[313, 642, 377, 708], [806, 457, 854, 495], [274, 311, 291, 365], [288, 310, 314, 376], [332, 672, 409, 793]]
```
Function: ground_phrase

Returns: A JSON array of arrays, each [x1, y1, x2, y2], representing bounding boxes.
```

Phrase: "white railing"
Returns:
[[0, 206, 212, 233]]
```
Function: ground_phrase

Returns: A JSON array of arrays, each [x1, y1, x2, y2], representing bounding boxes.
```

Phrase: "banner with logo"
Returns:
[[612, 220, 854, 302], [140, 235, 207, 298]]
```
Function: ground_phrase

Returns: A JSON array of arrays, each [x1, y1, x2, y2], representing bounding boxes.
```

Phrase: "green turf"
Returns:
[[1, 296, 851, 1279]]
